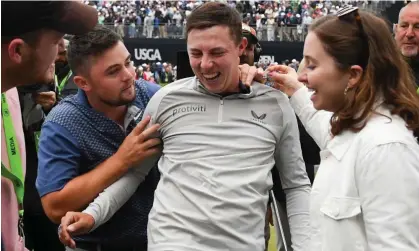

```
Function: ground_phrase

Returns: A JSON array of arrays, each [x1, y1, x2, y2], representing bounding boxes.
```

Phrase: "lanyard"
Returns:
[[1, 93, 24, 216], [56, 70, 72, 95], [34, 131, 41, 152]]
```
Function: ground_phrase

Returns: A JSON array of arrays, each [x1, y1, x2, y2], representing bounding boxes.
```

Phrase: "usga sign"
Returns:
[[134, 48, 162, 61]]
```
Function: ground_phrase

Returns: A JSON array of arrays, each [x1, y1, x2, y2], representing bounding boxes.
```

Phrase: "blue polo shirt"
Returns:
[[36, 80, 160, 248]]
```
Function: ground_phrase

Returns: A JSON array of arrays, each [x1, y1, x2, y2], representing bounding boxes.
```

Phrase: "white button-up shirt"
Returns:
[[290, 87, 419, 251]]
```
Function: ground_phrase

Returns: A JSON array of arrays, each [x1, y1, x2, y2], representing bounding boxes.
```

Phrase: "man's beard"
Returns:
[[401, 44, 418, 59], [17, 51, 52, 86], [55, 61, 70, 78], [99, 91, 136, 107], [55, 61, 68, 75]]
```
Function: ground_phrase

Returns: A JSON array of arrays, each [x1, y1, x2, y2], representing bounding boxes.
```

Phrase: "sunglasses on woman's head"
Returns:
[[336, 5, 370, 69]]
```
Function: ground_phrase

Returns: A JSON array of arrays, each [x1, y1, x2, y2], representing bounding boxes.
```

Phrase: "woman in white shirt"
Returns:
[[267, 7, 419, 251]]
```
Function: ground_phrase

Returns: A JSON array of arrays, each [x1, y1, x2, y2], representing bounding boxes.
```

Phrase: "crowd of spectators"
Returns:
[[86, 0, 391, 84], [256, 58, 301, 71], [135, 61, 176, 86], [86, 0, 393, 41]]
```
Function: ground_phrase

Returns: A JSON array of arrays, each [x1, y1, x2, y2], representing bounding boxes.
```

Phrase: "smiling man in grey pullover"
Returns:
[[59, 3, 311, 251]]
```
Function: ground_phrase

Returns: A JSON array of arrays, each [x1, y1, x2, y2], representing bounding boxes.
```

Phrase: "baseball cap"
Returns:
[[2, 1, 98, 38], [242, 23, 258, 45]]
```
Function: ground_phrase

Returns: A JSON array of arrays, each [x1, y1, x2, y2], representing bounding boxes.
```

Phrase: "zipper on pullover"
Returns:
[[218, 99, 224, 123]]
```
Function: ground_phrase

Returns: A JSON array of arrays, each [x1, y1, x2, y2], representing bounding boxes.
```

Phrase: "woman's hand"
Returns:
[[266, 65, 305, 97]]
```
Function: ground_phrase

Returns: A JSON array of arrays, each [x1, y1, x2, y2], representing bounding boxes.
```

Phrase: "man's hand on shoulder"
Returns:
[[239, 64, 266, 87], [115, 115, 162, 170]]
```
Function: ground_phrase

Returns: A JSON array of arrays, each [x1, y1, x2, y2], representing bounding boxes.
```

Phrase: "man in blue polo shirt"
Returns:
[[36, 25, 162, 251]]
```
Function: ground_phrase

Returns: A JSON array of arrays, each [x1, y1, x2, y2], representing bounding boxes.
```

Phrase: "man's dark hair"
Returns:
[[68, 25, 122, 76], [186, 2, 242, 45]]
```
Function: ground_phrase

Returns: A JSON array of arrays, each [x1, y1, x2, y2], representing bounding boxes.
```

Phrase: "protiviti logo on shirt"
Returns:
[[173, 104, 206, 117]]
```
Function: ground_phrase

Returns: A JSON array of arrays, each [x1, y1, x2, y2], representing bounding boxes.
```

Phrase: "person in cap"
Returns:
[[17, 62, 64, 251], [1, 2, 97, 251], [18, 36, 83, 251], [241, 22, 290, 250], [240, 23, 260, 66], [2, 1, 97, 92], [240, 22, 319, 251]]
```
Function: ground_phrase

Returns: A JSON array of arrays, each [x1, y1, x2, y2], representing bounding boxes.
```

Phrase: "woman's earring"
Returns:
[[344, 86, 349, 96]]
